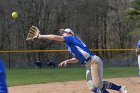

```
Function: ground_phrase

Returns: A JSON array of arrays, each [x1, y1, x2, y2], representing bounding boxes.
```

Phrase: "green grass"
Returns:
[[104, 67, 138, 78], [6, 67, 138, 86]]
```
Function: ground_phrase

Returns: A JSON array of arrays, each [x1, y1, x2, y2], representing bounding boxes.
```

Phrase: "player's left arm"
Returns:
[[58, 58, 79, 67], [38, 34, 64, 42], [26, 25, 64, 42]]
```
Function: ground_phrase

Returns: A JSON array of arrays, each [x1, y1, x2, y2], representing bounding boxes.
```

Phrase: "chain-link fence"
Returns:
[[0, 49, 137, 69]]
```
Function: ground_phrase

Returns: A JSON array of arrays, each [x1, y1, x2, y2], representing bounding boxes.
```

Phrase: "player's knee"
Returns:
[[87, 80, 102, 91], [87, 80, 95, 91]]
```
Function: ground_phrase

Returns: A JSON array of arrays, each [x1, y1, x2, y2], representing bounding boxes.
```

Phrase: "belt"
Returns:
[[85, 56, 92, 62]]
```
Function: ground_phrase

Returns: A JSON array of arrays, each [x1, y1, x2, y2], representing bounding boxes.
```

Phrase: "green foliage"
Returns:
[[128, 10, 140, 15], [131, 0, 140, 10], [127, 0, 140, 20], [6, 67, 138, 86], [126, 15, 134, 20]]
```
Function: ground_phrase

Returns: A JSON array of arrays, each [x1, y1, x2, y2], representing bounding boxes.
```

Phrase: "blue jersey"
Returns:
[[64, 36, 94, 64], [137, 40, 140, 48], [0, 58, 8, 93]]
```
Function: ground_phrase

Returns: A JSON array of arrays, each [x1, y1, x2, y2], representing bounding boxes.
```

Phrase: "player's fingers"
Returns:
[[58, 63, 60, 66], [64, 61, 67, 67], [58, 62, 63, 66], [26, 38, 32, 41]]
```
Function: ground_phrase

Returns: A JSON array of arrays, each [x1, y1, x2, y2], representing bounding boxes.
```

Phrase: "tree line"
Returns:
[[0, 0, 137, 65]]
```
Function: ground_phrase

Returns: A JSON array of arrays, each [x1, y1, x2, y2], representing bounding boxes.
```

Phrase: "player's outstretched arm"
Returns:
[[26, 25, 64, 41], [38, 34, 64, 42], [58, 58, 79, 67]]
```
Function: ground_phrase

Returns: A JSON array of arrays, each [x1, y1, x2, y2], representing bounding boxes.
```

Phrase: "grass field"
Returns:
[[6, 66, 138, 86]]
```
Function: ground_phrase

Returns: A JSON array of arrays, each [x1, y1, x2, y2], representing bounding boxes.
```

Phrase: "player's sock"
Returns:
[[102, 81, 121, 91], [102, 89, 110, 93], [92, 87, 101, 93]]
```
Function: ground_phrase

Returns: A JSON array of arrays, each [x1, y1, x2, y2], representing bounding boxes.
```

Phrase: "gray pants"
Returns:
[[85, 55, 103, 91]]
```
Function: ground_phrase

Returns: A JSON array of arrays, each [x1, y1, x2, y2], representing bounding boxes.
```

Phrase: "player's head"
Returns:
[[59, 28, 74, 36]]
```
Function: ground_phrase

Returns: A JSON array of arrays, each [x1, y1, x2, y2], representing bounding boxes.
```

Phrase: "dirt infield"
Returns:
[[9, 77, 140, 93]]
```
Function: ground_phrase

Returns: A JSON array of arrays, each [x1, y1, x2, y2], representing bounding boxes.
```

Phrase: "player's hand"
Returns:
[[26, 25, 40, 41], [58, 61, 67, 67]]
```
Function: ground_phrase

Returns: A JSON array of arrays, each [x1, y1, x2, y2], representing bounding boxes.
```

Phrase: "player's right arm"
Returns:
[[38, 34, 64, 42], [58, 58, 79, 67]]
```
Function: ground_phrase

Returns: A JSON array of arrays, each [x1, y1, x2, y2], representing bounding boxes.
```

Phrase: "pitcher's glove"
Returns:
[[26, 25, 40, 41]]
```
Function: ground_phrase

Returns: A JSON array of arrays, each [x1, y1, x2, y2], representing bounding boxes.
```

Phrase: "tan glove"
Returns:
[[26, 25, 40, 41]]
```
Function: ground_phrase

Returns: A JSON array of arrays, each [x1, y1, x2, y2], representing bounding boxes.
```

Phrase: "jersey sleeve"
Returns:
[[63, 36, 74, 44]]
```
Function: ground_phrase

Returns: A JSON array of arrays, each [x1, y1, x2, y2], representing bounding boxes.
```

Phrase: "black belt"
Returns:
[[85, 56, 92, 62]]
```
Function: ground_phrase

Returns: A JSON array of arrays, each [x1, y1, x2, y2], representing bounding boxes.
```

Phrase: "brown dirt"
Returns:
[[8, 77, 140, 93]]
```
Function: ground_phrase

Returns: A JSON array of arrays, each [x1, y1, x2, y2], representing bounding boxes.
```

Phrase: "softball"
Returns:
[[12, 12, 18, 19]]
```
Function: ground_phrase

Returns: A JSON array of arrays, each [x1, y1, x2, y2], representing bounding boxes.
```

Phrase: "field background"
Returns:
[[7, 66, 138, 86], [7, 66, 140, 93], [0, 0, 139, 92]]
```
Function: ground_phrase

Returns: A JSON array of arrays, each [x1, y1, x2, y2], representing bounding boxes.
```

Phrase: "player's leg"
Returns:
[[102, 81, 121, 91], [90, 56, 111, 93], [90, 55, 127, 93], [86, 55, 104, 93], [102, 81, 127, 93], [86, 61, 102, 93], [0, 58, 8, 93], [102, 89, 110, 93], [138, 54, 140, 82], [86, 69, 102, 93], [90, 55, 103, 88]]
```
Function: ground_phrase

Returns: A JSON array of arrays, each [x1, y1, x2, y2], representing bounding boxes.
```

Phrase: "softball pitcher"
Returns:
[[136, 40, 140, 83], [26, 26, 127, 93], [0, 56, 8, 93]]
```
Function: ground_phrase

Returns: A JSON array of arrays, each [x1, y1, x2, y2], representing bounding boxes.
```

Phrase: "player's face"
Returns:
[[62, 32, 72, 36]]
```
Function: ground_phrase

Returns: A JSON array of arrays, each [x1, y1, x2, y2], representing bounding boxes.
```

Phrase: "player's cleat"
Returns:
[[119, 86, 127, 93]]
